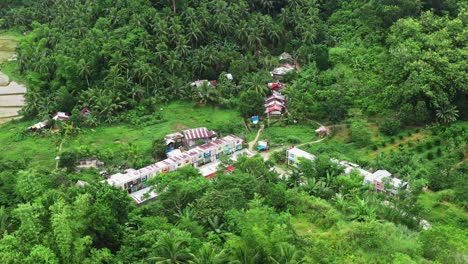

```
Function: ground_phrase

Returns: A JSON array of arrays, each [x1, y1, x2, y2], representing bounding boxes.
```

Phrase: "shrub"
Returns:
[[59, 150, 79, 172], [398, 134, 404, 140], [426, 141, 433, 150], [427, 152, 434, 160], [434, 137, 441, 146], [349, 120, 372, 147], [389, 137, 395, 144], [416, 144, 424, 153], [436, 148, 442, 157], [371, 144, 379, 151], [378, 118, 401, 136], [438, 190, 456, 202], [286, 135, 301, 144], [272, 150, 286, 164], [408, 141, 415, 148]]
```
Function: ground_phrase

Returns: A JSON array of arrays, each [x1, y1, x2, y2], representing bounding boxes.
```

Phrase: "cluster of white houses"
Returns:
[[286, 147, 409, 194], [106, 131, 245, 204]]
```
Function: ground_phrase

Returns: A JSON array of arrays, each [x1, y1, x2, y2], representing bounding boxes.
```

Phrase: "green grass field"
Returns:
[[0, 30, 24, 83], [0, 101, 243, 168]]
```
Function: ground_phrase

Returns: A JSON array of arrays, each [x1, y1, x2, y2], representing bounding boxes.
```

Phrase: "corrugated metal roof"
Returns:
[[183, 127, 216, 140]]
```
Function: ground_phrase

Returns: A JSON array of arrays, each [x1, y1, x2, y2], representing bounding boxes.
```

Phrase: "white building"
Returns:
[[286, 147, 316, 168]]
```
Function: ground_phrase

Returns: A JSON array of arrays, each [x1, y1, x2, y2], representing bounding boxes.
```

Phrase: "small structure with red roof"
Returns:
[[268, 82, 285, 92]]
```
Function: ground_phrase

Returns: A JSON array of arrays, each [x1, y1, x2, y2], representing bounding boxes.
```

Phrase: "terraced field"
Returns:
[[0, 33, 25, 124]]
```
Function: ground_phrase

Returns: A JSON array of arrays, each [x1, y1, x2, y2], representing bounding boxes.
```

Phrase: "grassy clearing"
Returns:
[[0, 101, 244, 169], [291, 216, 318, 236], [258, 123, 319, 146], [418, 191, 467, 229], [0, 30, 23, 83], [0, 61, 22, 83]]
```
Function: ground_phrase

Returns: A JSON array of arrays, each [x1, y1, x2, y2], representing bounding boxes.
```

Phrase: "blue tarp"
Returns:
[[251, 116, 259, 124]]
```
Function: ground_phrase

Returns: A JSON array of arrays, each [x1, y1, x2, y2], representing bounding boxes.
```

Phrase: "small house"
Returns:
[[278, 52, 293, 63], [52, 112, 70, 121], [315, 126, 329, 137], [191, 80, 214, 88], [258, 141, 268, 151], [286, 147, 316, 168], [182, 127, 217, 147], [76, 158, 104, 171], [28, 121, 48, 131], [265, 100, 285, 108], [129, 187, 158, 204], [270, 64, 295, 79], [80, 108, 91, 116], [265, 92, 286, 103], [165, 132, 184, 150], [268, 82, 285, 92], [266, 105, 283, 116], [75, 180, 89, 187], [225, 73, 233, 80], [251, 116, 259, 124]]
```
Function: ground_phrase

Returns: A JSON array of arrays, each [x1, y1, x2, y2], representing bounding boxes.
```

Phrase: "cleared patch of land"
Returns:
[[0, 32, 25, 123]]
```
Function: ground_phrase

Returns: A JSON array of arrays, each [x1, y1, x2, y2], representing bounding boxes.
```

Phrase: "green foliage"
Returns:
[[59, 150, 78, 172], [349, 119, 372, 147], [238, 90, 264, 118], [0, 1, 467, 263], [379, 118, 401, 136], [420, 225, 468, 263], [152, 138, 167, 160]]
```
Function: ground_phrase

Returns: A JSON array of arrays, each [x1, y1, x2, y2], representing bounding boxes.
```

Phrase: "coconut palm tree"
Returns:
[[150, 233, 192, 264], [195, 81, 218, 105], [77, 59, 91, 87], [189, 244, 226, 264], [240, 72, 269, 97]]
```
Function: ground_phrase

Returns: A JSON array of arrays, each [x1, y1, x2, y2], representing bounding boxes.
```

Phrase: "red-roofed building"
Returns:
[[183, 127, 217, 147], [268, 82, 285, 92]]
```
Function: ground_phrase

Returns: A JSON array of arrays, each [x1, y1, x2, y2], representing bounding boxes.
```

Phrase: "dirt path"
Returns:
[[248, 124, 264, 151]]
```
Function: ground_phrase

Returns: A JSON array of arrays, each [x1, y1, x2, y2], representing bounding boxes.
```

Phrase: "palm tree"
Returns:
[[77, 59, 91, 87], [150, 233, 192, 264], [240, 73, 269, 97], [231, 243, 260, 264], [189, 244, 226, 264], [270, 243, 304, 264], [164, 51, 182, 90], [195, 81, 217, 105], [436, 105, 459, 124]]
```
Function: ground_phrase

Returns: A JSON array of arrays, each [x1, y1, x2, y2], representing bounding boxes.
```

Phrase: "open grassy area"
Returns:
[[258, 123, 319, 147], [418, 191, 467, 229], [0, 30, 23, 83], [0, 101, 244, 169]]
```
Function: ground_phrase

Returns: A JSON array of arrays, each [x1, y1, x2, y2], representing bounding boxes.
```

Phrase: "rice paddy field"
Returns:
[[0, 31, 25, 124]]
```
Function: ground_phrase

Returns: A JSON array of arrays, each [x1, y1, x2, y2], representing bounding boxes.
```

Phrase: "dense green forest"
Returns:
[[0, 0, 467, 263]]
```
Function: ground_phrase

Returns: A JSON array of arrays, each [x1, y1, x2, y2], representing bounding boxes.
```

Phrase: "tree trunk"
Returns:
[[172, 0, 176, 14]]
